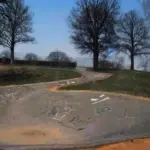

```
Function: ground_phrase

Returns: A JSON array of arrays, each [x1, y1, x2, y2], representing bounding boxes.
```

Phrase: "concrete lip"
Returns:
[[0, 86, 150, 149]]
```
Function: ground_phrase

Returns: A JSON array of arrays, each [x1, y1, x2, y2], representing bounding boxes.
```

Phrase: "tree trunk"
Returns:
[[130, 54, 134, 70], [10, 42, 15, 65], [93, 52, 99, 71]]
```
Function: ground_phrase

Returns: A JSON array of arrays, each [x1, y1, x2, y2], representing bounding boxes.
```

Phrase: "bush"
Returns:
[[24, 53, 39, 61], [47, 51, 70, 61], [87, 59, 124, 72], [0, 57, 11, 64], [0, 67, 40, 82], [14, 60, 77, 68], [99, 58, 124, 70], [99, 60, 115, 69]]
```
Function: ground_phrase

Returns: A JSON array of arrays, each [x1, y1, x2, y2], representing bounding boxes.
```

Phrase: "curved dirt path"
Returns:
[[0, 69, 150, 150]]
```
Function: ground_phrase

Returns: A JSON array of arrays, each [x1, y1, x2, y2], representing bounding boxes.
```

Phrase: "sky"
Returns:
[[0, 0, 142, 62]]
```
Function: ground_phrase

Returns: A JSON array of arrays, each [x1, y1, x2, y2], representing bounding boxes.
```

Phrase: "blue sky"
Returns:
[[2, 0, 142, 59]]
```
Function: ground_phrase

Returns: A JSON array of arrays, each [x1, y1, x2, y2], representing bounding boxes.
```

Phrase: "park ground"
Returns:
[[61, 70, 150, 98], [0, 65, 81, 86], [0, 66, 150, 150]]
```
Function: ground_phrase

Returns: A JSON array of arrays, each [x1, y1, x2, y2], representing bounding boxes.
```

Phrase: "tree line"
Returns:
[[69, 0, 150, 71], [0, 50, 73, 62], [0, 0, 150, 71]]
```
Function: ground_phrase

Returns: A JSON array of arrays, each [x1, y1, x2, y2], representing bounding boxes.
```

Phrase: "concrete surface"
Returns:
[[0, 70, 150, 149]]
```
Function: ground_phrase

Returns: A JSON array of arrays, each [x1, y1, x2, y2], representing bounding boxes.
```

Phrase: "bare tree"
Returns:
[[117, 10, 150, 70], [139, 55, 150, 71], [0, 0, 35, 64], [114, 56, 124, 69], [47, 50, 70, 61], [24, 53, 38, 61], [68, 0, 119, 71], [140, 0, 150, 24]]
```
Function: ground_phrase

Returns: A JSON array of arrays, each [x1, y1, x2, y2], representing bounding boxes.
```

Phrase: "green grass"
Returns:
[[0, 66, 81, 86], [61, 70, 150, 97]]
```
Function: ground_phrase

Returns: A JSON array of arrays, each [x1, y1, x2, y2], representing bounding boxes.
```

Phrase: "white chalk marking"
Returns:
[[53, 106, 72, 121], [91, 98, 99, 102], [65, 107, 71, 112], [52, 112, 65, 121], [12, 94, 15, 101], [67, 81, 70, 85], [0, 95, 4, 98], [100, 94, 105, 98], [71, 81, 75, 84], [5, 92, 17, 98], [60, 84, 65, 86], [61, 115, 67, 120], [64, 100, 68, 105], [52, 116, 63, 121], [92, 97, 110, 104]]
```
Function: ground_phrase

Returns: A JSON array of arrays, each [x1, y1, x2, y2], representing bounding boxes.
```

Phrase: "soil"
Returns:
[[92, 139, 150, 150]]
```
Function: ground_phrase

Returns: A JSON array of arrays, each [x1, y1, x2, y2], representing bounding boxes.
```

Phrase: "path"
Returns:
[[0, 69, 150, 150]]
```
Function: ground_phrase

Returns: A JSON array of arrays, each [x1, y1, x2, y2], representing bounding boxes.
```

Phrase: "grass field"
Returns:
[[61, 70, 150, 97], [0, 65, 81, 86]]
